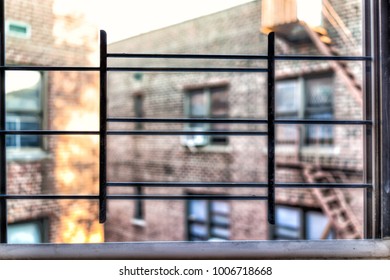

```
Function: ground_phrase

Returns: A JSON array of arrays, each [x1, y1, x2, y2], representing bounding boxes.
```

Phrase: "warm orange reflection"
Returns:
[[53, 72, 102, 243]]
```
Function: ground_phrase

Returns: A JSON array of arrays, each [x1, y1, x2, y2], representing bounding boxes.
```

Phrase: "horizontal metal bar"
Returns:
[[0, 55, 371, 73], [0, 195, 99, 200], [0, 130, 99, 135], [278, 183, 372, 189], [108, 182, 268, 187], [275, 120, 373, 125], [107, 130, 268, 136], [107, 117, 268, 124], [107, 118, 372, 125], [107, 53, 268, 60], [1, 130, 267, 136], [107, 67, 268, 73], [1, 66, 99, 71], [276, 55, 372, 61], [107, 53, 372, 61], [107, 195, 267, 200], [0, 194, 267, 200], [107, 182, 372, 189]]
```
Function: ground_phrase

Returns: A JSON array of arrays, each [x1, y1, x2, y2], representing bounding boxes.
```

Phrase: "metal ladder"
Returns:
[[303, 165, 362, 239]]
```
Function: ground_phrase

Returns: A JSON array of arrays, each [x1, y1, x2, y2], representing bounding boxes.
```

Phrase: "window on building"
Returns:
[[276, 74, 334, 146], [275, 79, 300, 144], [187, 199, 230, 241], [134, 186, 144, 221], [304, 76, 333, 145], [5, 71, 43, 149], [183, 85, 229, 147], [272, 205, 334, 240], [133, 94, 144, 130], [7, 219, 48, 244]]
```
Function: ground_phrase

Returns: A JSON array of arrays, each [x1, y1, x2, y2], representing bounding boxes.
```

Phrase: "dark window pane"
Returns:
[[210, 87, 228, 117], [276, 80, 299, 116], [188, 199, 230, 241], [306, 112, 333, 145], [188, 90, 207, 117], [134, 95, 144, 129], [305, 76, 333, 108], [6, 116, 41, 148]]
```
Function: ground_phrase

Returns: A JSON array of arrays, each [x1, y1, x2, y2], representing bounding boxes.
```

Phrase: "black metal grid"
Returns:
[[0, 3, 376, 242]]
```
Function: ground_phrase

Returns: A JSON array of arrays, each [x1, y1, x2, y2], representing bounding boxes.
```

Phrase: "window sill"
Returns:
[[273, 145, 339, 157], [6, 148, 50, 162], [0, 240, 389, 260], [131, 218, 146, 228], [300, 146, 339, 157]]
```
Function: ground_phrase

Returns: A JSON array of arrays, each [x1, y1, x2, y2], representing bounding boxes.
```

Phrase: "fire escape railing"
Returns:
[[0, 26, 375, 242]]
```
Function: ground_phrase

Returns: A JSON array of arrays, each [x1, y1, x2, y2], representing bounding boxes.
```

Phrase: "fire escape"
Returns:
[[261, 0, 362, 239]]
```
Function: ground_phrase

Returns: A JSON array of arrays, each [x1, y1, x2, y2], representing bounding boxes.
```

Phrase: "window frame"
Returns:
[[7, 218, 49, 244], [133, 186, 145, 223], [5, 70, 48, 157], [0, 0, 389, 260], [186, 197, 230, 241], [183, 84, 229, 147], [272, 204, 335, 240], [275, 73, 334, 147]]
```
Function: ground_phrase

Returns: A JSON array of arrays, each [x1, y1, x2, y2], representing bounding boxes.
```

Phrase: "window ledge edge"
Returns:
[[0, 240, 389, 260]]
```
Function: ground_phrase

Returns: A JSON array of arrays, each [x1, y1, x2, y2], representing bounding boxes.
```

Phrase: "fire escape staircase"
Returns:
[[302, 165, 362, 239], [263, 0, 364, 239], [299, 2, 363, 239], [301, 22, 363, 107]]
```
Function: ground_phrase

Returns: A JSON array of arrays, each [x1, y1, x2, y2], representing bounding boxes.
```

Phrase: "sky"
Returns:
[[79, 0, 254, 43]]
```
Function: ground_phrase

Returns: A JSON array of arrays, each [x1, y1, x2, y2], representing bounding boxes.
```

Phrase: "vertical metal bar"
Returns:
[[372, 0, 383, 239], [0, 0, 7, 243], [379, 0, 390, 238], [267, 32, 275, 225], [99, 30, 107, 223], [363, 0, 374, 239]]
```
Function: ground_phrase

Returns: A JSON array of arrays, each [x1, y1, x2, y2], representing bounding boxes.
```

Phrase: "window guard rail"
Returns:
[[0, 27, 377, 243]]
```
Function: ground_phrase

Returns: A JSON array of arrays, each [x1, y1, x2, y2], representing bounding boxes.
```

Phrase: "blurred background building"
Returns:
[[106, 0, 365, 241]]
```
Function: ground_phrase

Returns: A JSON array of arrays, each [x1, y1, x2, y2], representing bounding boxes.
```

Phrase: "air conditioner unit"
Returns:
[[181, 127, 209, 147]]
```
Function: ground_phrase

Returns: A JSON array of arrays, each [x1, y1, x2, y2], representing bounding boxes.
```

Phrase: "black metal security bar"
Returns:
[[267, 32, 276, 224], [0, 23, 376, 242], [99, 30, 108, 223], [0, 0, 7, 244], [107, 53, 371, 61]]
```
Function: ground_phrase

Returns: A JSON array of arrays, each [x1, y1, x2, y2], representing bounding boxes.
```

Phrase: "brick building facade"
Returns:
[[105, 0, 365, 241], [5, 0, 102, 243]]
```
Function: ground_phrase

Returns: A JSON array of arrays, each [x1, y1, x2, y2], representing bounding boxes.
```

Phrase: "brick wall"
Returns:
[[5, 0, 101, 243]]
